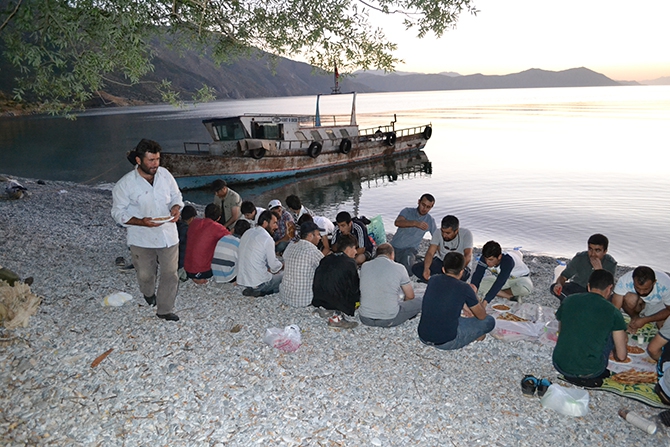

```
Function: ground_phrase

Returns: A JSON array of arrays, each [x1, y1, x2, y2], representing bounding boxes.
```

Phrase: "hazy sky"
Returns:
[[370, 0, 669, 81]]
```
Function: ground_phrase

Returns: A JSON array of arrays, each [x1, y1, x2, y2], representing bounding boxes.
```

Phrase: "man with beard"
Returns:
[[391, 194, 437, 275], [112, 139, 183, 321], [236, 210, 284, 297], [412, 215, 473, 283], [612, 266, 670, 332]]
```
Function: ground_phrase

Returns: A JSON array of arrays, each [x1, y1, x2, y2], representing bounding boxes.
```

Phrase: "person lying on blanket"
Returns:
[[552, 269, 628, 388], [647, 318, 670, 405]]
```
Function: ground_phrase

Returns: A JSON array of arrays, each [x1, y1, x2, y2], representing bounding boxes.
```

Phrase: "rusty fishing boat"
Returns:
[[161, 93, 433, 190]]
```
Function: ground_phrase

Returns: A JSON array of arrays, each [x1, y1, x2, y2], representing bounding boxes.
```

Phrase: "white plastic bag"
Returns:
[[263, 324, 302, 352], [102, 292, 133, 307], [540, 384, 590, 417]]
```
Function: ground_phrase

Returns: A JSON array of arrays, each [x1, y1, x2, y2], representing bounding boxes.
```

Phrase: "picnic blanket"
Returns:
[[558, 375, 670, 409]]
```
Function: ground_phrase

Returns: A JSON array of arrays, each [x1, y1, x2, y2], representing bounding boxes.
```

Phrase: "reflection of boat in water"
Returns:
[[183, 150, 432, 215], [162, 93, 432, 190]]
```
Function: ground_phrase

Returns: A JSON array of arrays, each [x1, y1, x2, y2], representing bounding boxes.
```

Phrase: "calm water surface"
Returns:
[[2, 86, 669, 270]]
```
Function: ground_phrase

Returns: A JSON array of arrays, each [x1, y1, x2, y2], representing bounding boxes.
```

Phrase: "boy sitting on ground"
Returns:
[[550, 233, 617, 301], [359, 243, 420, 328], [646, 318, 670, 405], [470, 241, 533, 303], [184, 204, 230, 284], [312, 234, 360, 329], [417, 252, 494, 350], [552, 269, 628, 387]]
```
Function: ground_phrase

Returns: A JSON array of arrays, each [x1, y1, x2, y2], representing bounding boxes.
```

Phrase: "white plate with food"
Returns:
[[150, 216, 173, 224], [491, 303, 512, 312]]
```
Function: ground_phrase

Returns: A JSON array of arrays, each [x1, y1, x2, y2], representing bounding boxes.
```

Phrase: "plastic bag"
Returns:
[[263, 324, 301, 352], [540, 384, 590, 417], [102, 292, 133, 307], [366, 215, 387, 245]]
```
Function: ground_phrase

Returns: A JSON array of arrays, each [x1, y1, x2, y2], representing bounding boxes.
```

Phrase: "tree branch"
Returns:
[[0, 0, 23, 33]]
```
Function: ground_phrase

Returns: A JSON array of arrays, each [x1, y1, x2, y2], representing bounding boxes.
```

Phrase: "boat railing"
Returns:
[[359, 124, 427, 138]]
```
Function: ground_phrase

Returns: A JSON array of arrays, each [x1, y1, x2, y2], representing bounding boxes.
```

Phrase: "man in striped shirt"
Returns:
[[211, 220, 251, 284]]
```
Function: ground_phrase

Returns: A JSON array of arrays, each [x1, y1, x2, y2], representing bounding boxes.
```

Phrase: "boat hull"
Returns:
[[162, 131, 428, 189]]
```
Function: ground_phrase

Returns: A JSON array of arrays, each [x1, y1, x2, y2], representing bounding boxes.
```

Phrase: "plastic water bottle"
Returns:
[[553, 260, 566, 284], [618, 409, 657, 434]]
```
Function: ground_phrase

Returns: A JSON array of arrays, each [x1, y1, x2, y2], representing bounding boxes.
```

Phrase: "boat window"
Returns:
[[340, 129, 350, 138], [295, 131, 307, 141], [325, 129, 336, 140], [310, 130, 323, 141], [214, 122, 246, 141], [252, 123, 283, 140]]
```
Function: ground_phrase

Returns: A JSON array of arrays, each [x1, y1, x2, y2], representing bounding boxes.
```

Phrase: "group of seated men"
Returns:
[[547, 232, 670, 403], [178, 181, 670, 401]]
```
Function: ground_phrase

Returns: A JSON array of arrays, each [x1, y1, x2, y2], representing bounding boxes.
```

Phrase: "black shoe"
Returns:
[[157, 313, 179, 321], [537, 378, 552, 397], [521, 375, 538, 397], [144, 294, 157, 306], [242, 287, 264, 297], [115, 256, 125, 268]]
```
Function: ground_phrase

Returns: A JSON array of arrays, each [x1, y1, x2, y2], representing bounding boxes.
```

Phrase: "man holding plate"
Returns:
[[112, 139, 183, 321]]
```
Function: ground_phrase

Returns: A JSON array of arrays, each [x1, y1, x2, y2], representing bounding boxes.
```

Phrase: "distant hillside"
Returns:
[[641, 76, 670, 85], [0, 37, 632, 111], [352, 67, 621, 92]]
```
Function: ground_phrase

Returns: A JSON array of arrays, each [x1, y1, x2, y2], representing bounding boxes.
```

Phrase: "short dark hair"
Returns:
[[297, 214, 314, 225], [443, 252, 465, 275], [588, 233, 609, 251], [440, 215, 459, 231], [257, 210, 275, 227], [633, 266, 656, 285], [205, 203, 222, 221], [285, 195, 302, 211], [375, 243, 394, 258], [211, 179, 227, 192], [335, 233, 357, 252], [420, 193, 435, 203], [181, 205, 197, 221], [240, 201, 256, 215], [588, 269, 614, 291], [336, 211, 352, 224], [482, 241, 502, 258], [134, 138, 162, 162], [233, 219, 251, 237]]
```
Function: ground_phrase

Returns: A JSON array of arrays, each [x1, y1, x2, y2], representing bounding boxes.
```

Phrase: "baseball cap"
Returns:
[[300, 221, 322, 236], [268, 199, 282, 209]]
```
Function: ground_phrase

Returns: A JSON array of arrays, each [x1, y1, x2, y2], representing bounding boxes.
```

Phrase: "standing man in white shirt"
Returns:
[[237, 210, 284, 297], [111, 139, 183, 321]]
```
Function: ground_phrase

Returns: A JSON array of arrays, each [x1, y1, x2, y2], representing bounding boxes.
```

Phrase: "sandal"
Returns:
[[521, 374, 538, 397], [537, 378, 552, 397]]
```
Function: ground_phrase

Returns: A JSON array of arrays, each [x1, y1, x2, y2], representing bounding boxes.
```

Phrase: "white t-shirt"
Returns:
[[614, 270, 670, 306]]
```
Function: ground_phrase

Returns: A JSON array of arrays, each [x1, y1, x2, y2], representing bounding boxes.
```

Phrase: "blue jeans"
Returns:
[[252, 272, 284, 295], [394, 247, 418, 276], [422, 315, 495, 350]]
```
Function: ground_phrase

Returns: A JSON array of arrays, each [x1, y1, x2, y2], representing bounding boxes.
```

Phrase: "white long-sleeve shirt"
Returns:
[[111, 166, 183, 248], [236, 226, 283, 288]]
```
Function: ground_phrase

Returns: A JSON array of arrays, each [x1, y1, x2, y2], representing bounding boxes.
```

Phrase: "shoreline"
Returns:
[[0, 175, 657, 445]]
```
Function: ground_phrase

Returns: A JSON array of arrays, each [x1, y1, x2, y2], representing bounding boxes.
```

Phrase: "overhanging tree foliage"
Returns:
[[0, 0, 476, 113]]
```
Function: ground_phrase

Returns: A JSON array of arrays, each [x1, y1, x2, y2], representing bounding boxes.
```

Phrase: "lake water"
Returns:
[[2, 86, 670, 271]]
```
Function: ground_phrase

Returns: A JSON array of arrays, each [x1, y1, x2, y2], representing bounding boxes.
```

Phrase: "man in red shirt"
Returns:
[[184, 204, 230, 284]]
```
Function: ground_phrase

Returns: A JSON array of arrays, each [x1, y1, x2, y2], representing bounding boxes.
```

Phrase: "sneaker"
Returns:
[[312, 307, 333, 318], [537, 378, 552, 397], [157, 313, 179, 321], [328, 313, 358, 329], [521, 374, 538, 397], [115, 256, 126, 268]]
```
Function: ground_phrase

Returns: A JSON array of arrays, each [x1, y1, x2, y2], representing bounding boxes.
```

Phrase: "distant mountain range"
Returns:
[[1, 41, 668, 109]]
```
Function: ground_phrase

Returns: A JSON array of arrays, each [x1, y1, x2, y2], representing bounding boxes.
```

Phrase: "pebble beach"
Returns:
[[0, 176, 665, 446]]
